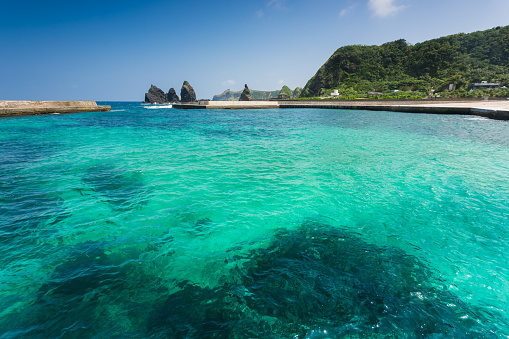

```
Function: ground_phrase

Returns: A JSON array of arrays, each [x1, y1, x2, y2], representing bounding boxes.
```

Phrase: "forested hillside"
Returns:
[[301, 26, 509, 98]]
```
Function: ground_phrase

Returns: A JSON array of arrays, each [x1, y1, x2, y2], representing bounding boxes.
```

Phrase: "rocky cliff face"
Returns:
[[180, 81, 196, 102], [167, 88, 179, 102], [239, 84, 253, 101], [144, 85, 168, 103]]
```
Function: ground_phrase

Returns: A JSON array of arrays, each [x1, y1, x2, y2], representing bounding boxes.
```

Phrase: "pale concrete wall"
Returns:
[[0, 101, 99, 108], [177, 99, 509, 120], [0, 101, 110, 117], [206, 101, 279, 109]]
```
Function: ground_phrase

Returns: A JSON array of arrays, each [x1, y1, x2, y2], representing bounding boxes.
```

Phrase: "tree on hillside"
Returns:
[[300, 25, 509, 98], [280, 85, 293, 97]]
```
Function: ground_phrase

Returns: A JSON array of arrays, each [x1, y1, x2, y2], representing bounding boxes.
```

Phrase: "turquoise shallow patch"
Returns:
[[0, 103, 508, 337]]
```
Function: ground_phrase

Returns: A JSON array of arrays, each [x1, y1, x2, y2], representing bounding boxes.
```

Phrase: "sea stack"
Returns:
[[167, 88, 179, 102], [144, 85, 167, 104], [239, 84, 253, 101], [180, 81, 196, 102]]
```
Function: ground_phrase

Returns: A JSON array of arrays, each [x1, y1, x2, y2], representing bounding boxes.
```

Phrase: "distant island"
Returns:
[[213, 86, 302, 101], [300, 25, 509, 99]]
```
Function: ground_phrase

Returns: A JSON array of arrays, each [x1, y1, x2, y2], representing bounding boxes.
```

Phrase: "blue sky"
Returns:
[[1, 0, 508, 101]]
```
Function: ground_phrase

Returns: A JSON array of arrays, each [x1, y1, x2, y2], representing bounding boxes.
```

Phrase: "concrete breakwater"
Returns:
[[174, 99, 509, 121], [175, 101, 279, 109], [0, 101, 111, 118]]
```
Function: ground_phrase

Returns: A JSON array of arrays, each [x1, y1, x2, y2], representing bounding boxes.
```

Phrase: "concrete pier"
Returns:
[[174, 99, 509, 121], [0, 101, 111, 118], [176, 100, 279, 109]]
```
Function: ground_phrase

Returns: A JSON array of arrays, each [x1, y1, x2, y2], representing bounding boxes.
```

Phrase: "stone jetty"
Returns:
[[0, 101, 111, 118], [174, 99, 509, 121]]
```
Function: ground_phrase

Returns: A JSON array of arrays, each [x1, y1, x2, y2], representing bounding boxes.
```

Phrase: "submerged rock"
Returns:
[[144, 85, 168, 104], [149, 220, 500, 338], [239, 84, 253, 101], [167, 88, 179, 102], [82, 163, 148, 211], [180, 81, 196, 103]]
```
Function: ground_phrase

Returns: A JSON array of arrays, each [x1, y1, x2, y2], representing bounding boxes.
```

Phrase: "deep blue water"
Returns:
[[0, 102, 508, 338]]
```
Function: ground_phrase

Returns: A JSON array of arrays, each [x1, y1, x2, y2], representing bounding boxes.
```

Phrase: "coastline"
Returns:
[[174, 99, 509, 121], [0, 101, 111, 118]]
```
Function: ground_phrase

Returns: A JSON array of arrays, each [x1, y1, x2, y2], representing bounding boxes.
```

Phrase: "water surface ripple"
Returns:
[[0, 103, 508, 338]]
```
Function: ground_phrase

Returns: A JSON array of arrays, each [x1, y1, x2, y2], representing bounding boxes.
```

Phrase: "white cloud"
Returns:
[[368, 0, 405, 17], [222, 79, 236, 86], [267, 0, 285, 10], [278, 79, 284, 85], [256, 9, 264, 18], [339, 4, 356, 18]]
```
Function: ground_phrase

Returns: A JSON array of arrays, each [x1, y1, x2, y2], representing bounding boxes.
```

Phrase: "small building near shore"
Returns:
[[329, 90, 340, 98]]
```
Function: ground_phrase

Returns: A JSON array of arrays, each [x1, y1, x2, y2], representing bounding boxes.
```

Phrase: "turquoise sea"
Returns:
[[1, 102, 508, 338]]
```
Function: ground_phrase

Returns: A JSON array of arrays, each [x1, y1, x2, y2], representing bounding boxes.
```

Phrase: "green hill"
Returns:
[[279, 85, 293, 97], [301, 26, 509, 98]]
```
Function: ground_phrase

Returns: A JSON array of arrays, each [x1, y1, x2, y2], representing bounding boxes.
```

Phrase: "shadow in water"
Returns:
[[0, 178, 70, 244], [82, 163, 148, 212], [32, 242, 128, 336], [1, 219, 502, 338], [150, 219, 500, 338], [17, 240, 169, 338], [0, 137, 69, 243]]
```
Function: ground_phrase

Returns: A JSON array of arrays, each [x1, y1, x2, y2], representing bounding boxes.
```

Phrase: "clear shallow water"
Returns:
[[0, 102, 508, 338]]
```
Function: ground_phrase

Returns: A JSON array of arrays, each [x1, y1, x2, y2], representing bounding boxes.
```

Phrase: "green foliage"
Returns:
[[439, 87, 509, 98], [302, 25, 509, 98], [279, 85, 293, 97], [293, 87, 302, 98]]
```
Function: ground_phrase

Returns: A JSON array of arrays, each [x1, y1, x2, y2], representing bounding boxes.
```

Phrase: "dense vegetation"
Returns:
[[293, 87, 302, 98], [279, 85, 293, 97], [301, 26, 509, 98]]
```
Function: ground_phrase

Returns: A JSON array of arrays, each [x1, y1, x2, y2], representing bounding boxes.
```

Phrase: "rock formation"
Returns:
[[180, 81, 196, 102], [239, 84, 253, 101], [144, 85, 168, 104], [167, 88, 179, 102]]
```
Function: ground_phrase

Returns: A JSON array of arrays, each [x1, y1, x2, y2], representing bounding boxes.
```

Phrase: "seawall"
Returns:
[[0, 101, 111, 118], [174, 99, 509, 121], [176, 101, 279, 109]]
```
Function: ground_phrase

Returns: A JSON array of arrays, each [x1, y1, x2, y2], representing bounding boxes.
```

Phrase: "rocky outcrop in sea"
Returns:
[[239, 84, 253, 101], [144, 85, 168, 104], [167, 88, 179, 103], [180, 81, 196, 103]]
